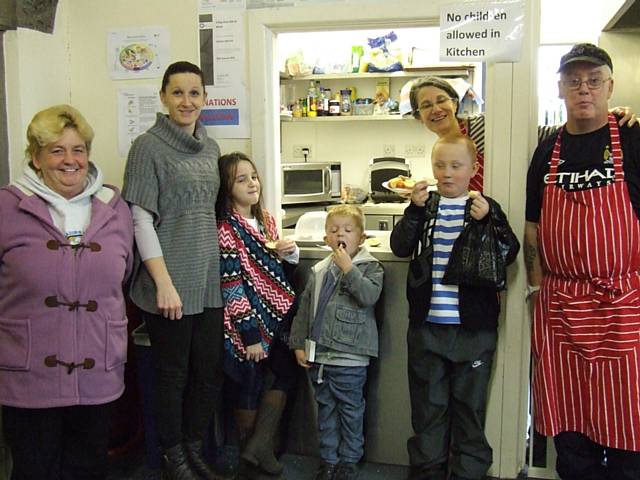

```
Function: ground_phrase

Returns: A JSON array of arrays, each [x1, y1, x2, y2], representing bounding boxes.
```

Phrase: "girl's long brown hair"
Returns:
[[216, 151, 266, 230]]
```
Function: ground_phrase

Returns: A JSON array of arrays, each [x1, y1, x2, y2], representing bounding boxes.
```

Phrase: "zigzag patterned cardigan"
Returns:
[[218, 210, 295, 382]]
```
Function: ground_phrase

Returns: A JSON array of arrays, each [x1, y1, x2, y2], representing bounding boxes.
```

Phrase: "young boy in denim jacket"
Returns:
[[289, 205, 384, 480], [391, 135, 519, 480]]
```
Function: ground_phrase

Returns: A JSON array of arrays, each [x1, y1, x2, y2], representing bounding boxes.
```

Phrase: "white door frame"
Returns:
[[247, 2, 541, 477]]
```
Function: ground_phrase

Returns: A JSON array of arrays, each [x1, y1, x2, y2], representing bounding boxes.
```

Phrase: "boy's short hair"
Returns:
[[326, 204, 365, 232], [432, 134, 477, 164]]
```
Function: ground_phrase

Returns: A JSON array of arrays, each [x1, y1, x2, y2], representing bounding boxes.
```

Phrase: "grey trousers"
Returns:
[[407, 323, 497, 480]]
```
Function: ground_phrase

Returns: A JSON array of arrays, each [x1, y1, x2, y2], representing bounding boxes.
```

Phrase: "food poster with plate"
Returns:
[[198, 5, 250, 138], [107, 27, 170, 80]]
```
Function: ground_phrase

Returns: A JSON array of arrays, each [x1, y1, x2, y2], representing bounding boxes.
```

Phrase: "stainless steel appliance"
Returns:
[[369, 157, 410, 203], [281, 162, 341, 205]]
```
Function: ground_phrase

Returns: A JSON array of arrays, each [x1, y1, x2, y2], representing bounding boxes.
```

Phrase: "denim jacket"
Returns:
[[289, 247, 383, 357]]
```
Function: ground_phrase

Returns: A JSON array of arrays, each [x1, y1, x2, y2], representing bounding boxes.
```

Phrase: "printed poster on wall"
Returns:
[[117, 86, 162, 157], [200, 0, 245, 8], [107, 27, 170, 80], [198, 6, 250, 138], [440, 0, 524, 63]]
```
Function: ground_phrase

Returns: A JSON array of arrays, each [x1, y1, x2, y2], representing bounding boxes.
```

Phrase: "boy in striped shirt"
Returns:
[[391, 135, 519, 480]]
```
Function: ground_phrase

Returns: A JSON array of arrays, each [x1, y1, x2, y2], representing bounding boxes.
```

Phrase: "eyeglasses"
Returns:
[[561, 77, 611, 90], [417, 96, 453, 113]]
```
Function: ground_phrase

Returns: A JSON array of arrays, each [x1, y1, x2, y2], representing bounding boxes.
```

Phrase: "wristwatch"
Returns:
[[526, 284, 540, 300]]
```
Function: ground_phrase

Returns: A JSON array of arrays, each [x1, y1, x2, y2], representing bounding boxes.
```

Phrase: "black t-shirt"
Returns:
[[526, 123, 640, 222]]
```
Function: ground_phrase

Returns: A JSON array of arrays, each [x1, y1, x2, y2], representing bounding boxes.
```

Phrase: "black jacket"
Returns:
[[390, 193, 520, 331]]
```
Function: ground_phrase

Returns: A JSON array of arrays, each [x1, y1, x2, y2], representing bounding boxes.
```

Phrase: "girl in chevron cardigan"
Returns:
[[217, 152, 298, 478]]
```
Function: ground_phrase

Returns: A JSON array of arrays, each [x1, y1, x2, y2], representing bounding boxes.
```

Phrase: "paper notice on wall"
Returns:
[[200, 0, 246, 8], [440, 0, 524, 63], [107, 27, 170, 80], [117, 86, 162, 157], [199, 7, 250, 138]]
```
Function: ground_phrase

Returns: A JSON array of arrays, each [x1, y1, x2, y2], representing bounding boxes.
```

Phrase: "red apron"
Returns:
[[533, 114, 640, 451]]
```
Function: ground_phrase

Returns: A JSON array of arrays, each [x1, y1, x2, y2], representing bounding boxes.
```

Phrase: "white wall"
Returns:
[[281, 119, 435, 190], [540, 0, 625, 44], [600, 31, 640, 114], [4, 0, 250, 187], [4, 0, 71, 180]]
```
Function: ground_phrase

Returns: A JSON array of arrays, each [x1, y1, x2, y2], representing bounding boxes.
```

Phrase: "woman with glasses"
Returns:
[[409, 76, 486, 192]]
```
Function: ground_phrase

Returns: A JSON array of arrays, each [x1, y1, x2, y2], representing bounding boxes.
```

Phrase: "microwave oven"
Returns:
[[281, 162, 341, 205]]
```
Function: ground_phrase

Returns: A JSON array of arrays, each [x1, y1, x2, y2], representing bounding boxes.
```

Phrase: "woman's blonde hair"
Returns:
[[25, 105, 94, 159]]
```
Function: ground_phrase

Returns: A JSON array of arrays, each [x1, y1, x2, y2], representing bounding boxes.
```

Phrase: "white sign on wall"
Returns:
[[107, 27, 170, 80], [440, 0, 524, 63], [117, 86, 162, 157], [199, 7, 250, 138]]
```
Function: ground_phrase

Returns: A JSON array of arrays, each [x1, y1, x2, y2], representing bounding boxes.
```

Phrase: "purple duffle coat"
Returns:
[[0, 184, 134, 408]]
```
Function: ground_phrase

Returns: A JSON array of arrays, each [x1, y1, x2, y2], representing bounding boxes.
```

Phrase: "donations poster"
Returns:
[[198, 5, 250, 138]]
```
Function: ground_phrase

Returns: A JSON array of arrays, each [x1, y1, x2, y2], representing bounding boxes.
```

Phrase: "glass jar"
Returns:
[[340, 89, 352, 116], [328, 93, 340, 116], [292, 99, 302, 118]]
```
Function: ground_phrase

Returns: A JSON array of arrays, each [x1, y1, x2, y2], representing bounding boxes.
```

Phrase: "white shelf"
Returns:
[[280, 65, 475, 82], [281, 114, 413, 122]]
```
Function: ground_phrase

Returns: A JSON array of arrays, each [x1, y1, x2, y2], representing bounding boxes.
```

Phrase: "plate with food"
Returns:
[[382, 175, 437, 194], [119, 43, 155, 71]]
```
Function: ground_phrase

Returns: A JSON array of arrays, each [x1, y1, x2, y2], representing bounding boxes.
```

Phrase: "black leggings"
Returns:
[[144, 307, 224, 448]]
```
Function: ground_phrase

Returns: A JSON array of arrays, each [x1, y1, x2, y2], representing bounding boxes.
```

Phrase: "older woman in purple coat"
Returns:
[[0, 105, 134, 480]]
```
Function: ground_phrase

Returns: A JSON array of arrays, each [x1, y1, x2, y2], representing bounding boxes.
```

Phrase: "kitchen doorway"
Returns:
[[247, 2, 540, 477]]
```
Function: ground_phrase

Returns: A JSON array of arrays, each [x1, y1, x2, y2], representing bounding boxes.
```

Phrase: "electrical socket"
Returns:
[[404, 143, 426, 158], [383, 144, 395, 156], [293, 144, 312, 159]]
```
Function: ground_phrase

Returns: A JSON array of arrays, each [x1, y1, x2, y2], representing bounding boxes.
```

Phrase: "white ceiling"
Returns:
[[541, 0, 626, 44]]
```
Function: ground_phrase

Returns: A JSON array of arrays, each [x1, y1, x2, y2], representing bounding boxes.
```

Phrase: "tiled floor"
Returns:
[[105, 444, 540, 479], [106, 449, 410, 480]]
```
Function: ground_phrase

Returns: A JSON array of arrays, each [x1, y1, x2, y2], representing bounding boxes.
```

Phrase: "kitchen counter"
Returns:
[[359, 201, 409, 216], [283, 229, 407, 262], [285, 201, 411, 232]]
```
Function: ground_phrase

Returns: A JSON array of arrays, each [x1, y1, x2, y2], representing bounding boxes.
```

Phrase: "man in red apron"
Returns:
[[525, 43, 640, 480]]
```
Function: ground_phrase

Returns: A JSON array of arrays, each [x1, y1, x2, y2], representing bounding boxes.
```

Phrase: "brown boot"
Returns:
[[241, 390, 287, 475], [234, 408, 258, 480], [163, 443, 200, 480], [184, 439, 231, 480]]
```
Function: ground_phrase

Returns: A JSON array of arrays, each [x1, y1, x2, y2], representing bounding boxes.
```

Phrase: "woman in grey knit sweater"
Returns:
[[122, 61, 225, 480]]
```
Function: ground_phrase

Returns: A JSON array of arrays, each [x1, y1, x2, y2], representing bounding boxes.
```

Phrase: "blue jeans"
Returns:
[[310, 364, 367, 465]]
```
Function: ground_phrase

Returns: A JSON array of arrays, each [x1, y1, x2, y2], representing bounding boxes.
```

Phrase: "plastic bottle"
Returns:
[[307, 80, 317, 117], [317, 87, 326, 116], [322, 88, 332, 116], [351, 45, 364, 73], [292, 99, 302, 118]]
